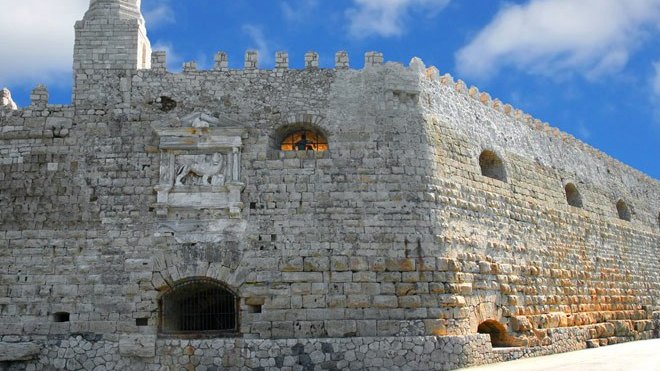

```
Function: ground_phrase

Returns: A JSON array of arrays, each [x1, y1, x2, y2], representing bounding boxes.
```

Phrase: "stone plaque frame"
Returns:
[[153, 113, 246, 219]]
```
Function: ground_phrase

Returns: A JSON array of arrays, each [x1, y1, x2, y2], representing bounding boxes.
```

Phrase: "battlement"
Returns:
[[6, 46, 658, 186], [150, 50, 384, 72], [138, 49, 658, 185]]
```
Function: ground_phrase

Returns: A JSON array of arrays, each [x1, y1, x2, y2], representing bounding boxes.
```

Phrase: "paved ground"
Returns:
[[460, 339, 660, 371]]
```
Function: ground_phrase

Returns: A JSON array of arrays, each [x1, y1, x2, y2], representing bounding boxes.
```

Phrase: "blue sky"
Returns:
[[1, 0, 659, 179]]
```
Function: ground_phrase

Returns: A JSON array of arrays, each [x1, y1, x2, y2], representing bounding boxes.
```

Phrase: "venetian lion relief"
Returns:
[[153, 112, 247, 231], [175, 153, 225, 187]]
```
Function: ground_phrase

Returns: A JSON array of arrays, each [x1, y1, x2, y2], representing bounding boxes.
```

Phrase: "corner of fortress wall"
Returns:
[[1, 2, 659, 370], [22, 47, 660, 224]]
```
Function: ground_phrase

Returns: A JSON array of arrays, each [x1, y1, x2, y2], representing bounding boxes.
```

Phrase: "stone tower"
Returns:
[[73, 0, 151, 102]]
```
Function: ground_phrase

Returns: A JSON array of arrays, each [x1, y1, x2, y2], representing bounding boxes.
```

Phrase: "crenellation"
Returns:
[[409, 57, 426, 74], [335, 50, 349, 69], [468, 86, 479, 98], [426, 66, 440, 81], [455, 79, 467, 93], [364, 51, 383, 67], [275, 51, 289, 70], [150, 51, 166, 72], [479, 92, 491, 106], [441, 73, 455, 85], [492, 99, 502, 112], [29, 84, 49, 109], [244, 50, 258, 70], [182, 61, 197, 73], [1, 1, 658, 370], [304, 51, 319, 69], [214, 51, 228, 71]]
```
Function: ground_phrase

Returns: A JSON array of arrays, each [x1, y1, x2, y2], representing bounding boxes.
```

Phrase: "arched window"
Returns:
[[479, 150, 507, 182], [160, 278, 238, 335], [564, 183, 583, 208], [280, 130, 328, 151], [478, 320, 516, 348], [616, 199, 631, 221]]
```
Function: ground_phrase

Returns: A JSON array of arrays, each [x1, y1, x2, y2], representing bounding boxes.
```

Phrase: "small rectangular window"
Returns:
[[52, 312, 70, 322], [248, 304, 262, 314]]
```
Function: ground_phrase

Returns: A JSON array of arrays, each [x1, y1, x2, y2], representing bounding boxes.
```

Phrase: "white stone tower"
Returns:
[[73, 0, 152, 99], [84, 0, 144, 20]]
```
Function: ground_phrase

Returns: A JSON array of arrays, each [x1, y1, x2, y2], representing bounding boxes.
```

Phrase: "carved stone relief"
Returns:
[[152, 112, 247, 243], [175, 153, 225, 187]]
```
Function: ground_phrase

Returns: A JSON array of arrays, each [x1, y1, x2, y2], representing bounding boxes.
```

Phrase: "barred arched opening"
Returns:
[[160, 278, 238, 335]]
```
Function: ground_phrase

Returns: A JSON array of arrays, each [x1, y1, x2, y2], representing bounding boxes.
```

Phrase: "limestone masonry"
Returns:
[[1, 1, 659, 370]]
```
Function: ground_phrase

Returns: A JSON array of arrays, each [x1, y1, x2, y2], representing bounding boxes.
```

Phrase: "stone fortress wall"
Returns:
[[0, 1, 658, 370]]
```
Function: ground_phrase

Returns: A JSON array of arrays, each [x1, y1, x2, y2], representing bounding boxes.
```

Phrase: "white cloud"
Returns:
[[0, 0, 171, 87], [144, 2, 175, 29], [577, 122, 591, 139], [456, 0, 660, 80], [653, 62, 660, 98], [652, 62, 660, 125], [281, 0, 319, 23], [347, 0, 451, 38], [242, 25, 273, 66], [0, 0, 88, 86]]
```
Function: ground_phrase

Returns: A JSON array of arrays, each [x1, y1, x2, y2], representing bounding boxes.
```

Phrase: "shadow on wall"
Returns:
[[477, 320, 522, 348]]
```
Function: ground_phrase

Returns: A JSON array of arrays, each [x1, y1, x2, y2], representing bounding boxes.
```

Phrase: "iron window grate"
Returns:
[[161, 279, 237, 335]]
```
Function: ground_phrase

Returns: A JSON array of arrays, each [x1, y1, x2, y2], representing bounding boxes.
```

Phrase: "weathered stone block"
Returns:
[[118, 334, 156, 358], [373, 295, 398, 308], [0, 342, 41, 361], [331, 256, 349, 271], [325, 320, 356, 337], [386, 258, 415, 272]]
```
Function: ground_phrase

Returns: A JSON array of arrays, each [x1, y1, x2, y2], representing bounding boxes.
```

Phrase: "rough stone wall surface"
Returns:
[[2, 327, 651, 370], [1, 1, 659, 370]]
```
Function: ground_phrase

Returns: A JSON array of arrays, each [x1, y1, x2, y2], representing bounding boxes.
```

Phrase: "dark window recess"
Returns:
[[161, 279, 237, 334], [250, 202, 257, 210], [52, 312, 70, 322], [616, 199, 631, 221], [479, 150, 507, 182], [564, 183, 583, 208], [248, 304, 262, 314], [136, 318, 149, 326]]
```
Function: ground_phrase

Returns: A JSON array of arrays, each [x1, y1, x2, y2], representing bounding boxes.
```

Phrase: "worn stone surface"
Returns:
[[118, 334, 156, 358], [0, 342, 41, 361], [0, 0, 659, 370]]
